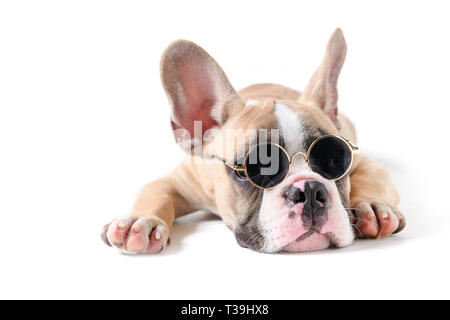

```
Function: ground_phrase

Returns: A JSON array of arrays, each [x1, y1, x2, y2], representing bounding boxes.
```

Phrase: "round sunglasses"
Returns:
[[223, 134, 359, 190]]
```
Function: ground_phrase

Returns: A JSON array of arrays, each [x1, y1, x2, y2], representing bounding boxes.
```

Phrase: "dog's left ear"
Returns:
[[299, 28, 347, 129], [160, 40, 243, 151]]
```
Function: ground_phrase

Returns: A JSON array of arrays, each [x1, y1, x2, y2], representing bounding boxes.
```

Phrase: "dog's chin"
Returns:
[[282, 232, 331, 252]]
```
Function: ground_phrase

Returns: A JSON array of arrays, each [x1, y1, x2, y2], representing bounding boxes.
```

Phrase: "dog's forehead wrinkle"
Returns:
[[300, 112, 331, 151], [223, 126, 284, 164], [304, 127, 326, 151]]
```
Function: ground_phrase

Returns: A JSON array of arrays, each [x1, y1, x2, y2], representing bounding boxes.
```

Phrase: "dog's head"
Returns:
[[160, 29, 354, 252]]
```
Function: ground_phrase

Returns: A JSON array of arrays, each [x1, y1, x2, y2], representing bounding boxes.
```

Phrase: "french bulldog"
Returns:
[[101, 29, 405, 254]]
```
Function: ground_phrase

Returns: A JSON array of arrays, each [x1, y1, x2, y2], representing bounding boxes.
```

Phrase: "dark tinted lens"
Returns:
[[308, 136, 352, 180], [245, 143, 290, 189]]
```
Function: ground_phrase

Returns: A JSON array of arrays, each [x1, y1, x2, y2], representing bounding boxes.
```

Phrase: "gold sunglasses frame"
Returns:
[[224, 134, 360, 190]]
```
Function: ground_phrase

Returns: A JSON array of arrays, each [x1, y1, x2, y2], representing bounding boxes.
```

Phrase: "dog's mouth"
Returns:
[[282, 230, 333, 252], [235, 228, 338, 253], [295, 229, 319, 242]]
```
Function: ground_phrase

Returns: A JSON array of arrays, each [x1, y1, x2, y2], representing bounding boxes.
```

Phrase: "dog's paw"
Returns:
[[352, 202, 406, 239], [101, 216, 169, 254]]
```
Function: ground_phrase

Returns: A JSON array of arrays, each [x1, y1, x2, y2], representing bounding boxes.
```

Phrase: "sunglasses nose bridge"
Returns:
[[290, 152, 307, 164]]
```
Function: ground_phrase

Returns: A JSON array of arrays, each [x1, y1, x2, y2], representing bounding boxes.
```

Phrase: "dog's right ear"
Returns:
[[298, 29, 347, 129], [161, 40, 243, 151]]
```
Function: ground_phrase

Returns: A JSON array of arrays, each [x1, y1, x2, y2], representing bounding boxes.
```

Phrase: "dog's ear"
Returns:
[[161, 40, 242, 150], [299, 29, 347, 129]]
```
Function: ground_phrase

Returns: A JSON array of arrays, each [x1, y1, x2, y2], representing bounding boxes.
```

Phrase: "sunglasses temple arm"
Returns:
[[349, 143, 360, 154], [225, 162, 246, 171], [206, 155, 246, 171], [341, 137, 360, 154]]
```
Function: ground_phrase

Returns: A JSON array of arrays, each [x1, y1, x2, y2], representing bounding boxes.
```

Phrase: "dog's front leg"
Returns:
[[350, 154, 406, 239], [101, 172, 195, 254]]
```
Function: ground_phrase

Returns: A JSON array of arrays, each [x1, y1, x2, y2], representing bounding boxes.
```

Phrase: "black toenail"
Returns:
[[113, 242, 123, 249]]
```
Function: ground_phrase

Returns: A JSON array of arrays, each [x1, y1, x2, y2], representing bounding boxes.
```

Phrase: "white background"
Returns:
[[0, 0, 449, 299]]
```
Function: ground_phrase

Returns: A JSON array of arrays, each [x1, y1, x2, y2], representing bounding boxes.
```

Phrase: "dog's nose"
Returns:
[[285, 181, 328, 206], [285, 181, 329, 228]]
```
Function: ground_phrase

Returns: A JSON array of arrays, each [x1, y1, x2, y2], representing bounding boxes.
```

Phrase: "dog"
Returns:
[[101, 29, 405, 253]]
